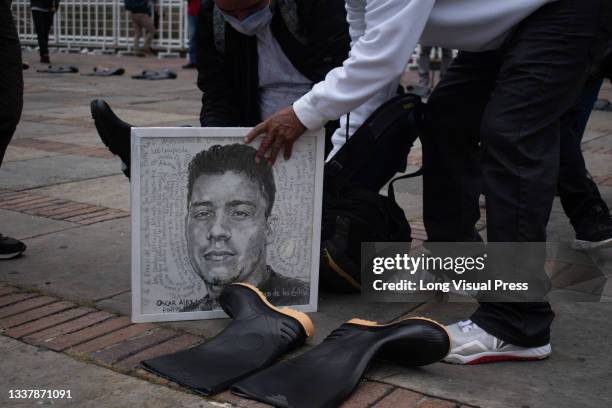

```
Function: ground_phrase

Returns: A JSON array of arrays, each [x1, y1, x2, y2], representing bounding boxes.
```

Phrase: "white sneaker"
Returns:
[[443, 320, 551, 365]]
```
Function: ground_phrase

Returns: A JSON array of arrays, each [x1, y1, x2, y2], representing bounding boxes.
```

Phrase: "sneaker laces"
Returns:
[[457, 320, 478, 333]]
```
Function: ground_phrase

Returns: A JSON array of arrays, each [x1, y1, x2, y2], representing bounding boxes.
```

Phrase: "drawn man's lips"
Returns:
[[203, 250, 235, 262]]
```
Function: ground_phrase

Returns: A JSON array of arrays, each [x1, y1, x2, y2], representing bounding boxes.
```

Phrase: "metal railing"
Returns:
[[11, 0, 188, 54]]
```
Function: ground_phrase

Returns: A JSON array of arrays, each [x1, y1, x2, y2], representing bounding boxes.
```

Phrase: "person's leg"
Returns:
[[423, 50, 500, 242], [418, 45, 432, 88], [557, 77, 612, 248], [31, 10, 48, 60], [0, 1, 27, 258], [470, 0, 611, 348], [131, 13, 142, 51], [141, 14, 156, 52], [41, 11, 53, 61], [440, 47, 453, 78], [1, 2, 23, 164]]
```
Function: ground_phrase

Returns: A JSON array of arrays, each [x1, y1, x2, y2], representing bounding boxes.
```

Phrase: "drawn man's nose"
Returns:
[[207, 214, 231, 240]]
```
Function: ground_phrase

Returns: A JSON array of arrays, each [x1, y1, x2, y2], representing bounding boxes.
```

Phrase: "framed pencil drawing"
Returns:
[[131, 127, 324, 322]]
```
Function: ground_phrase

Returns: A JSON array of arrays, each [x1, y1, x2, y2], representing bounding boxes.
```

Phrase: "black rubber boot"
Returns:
[[90, 99, 132, 178], [141, 283, 313, 396], [232, 317, 450, 408]]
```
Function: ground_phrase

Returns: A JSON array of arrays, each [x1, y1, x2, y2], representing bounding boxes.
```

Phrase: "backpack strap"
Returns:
[[324, 93, 423, 194]]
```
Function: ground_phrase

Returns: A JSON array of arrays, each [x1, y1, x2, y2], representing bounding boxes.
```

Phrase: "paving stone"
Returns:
[[5, 307, 95, 338], [0, 301, 74, 329], [2, 145, 60, 162], [417, 399, 459, 408], [92, 329, 177, 365], [0, 193, 25, 202], [0, 209, 75, 240], [0, 295, 57, 319], [215, 390, 272, 407], [9, 196, 60, 210], [38, 202, 93, 217], [0, 287, 16, 296], [12, 120, 87, 139], [373, 388, 423, 408], [95, 290, 132, 316], [37, 131, 102, 147], [21, 200, 71, 214], [340, 381, 394, 408], [114, 333, 202, 370], [50, 205, 105, 220], [0, 154, 120, 190], [69, 323, 156, 355], [29, 174, 131, 211], [19, 199, 70, 213], [0, 194, 44, 206], [10, 137, 111, 159], [0, 218, 131, 303], [45, 316, 132, 351], [23, 310, 114, 345], [34, 201, 94, 217], [62, 208, 112, 222], [77, 209, 130, 225], [0, 335, 218, 408], [0, 293, 37, 307]]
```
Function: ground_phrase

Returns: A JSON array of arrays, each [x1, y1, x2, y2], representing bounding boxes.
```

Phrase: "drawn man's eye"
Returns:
[[231, 209, 251, 218], [193, 210, 213, 219]]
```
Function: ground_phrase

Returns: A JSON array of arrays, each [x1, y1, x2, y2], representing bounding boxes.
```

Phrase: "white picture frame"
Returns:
[[131, 127, 324, 323]]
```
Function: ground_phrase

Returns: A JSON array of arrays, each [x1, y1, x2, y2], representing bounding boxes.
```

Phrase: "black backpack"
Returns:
[[320, 93, 424, 292]]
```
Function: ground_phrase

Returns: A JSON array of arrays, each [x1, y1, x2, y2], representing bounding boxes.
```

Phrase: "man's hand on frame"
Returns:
[[244, 106, 307, 166]]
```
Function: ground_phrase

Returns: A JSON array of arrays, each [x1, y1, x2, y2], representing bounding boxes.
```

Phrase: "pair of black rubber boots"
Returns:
[[142, 284, 450, 408]]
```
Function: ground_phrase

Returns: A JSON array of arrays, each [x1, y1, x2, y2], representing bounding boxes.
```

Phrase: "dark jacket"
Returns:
[[30, 0, 60, 10], [196, 0, 350, 128]]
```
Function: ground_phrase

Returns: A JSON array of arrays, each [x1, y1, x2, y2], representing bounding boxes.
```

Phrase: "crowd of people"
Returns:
[[3, 0, 612, 366]]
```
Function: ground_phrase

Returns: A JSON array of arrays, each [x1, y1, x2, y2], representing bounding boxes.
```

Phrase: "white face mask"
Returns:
[[221, 3, 273, 36]]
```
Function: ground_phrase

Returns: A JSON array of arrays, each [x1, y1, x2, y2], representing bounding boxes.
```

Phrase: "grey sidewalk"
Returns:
[[0, 336, 216, 408], [1, 50, 612, 408]]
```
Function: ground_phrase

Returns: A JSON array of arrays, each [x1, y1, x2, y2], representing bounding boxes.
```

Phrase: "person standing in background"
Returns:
[[183, 0, 200, 69], [418, 45, 452, 90], [1, 0, 27, 259], [30, 0, 59, 63], [125, 0, 156, 56]]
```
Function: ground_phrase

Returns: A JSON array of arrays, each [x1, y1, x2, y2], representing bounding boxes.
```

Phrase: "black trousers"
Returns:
[[423, 0, 611, 347], [558, 77, 609, 225], [0, 0, 23, 166], [32, 9, 53, 58]]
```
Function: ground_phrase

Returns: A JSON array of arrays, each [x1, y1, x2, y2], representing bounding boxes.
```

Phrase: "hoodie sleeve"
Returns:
[[293, 0, 435, 130]]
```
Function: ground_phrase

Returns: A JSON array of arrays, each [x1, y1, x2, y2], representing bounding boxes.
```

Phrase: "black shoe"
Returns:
[[232, 317, 449, 408], [90, 99, 132, 178], [0, 234, 26, 260], [40, 55, 50, 63], [572, 204, 612, 250], [182, 62, 197, 69], [141, 283, 313, 396]]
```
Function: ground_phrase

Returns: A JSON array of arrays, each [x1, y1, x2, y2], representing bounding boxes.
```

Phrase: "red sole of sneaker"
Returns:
[[467, 355, 546, 365]]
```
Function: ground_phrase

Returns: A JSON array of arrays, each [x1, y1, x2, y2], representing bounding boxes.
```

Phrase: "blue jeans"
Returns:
[[187, 15, 198, 64]]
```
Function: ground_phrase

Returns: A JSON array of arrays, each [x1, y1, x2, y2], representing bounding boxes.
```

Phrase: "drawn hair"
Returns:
[[187, 144, 276, 217]]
